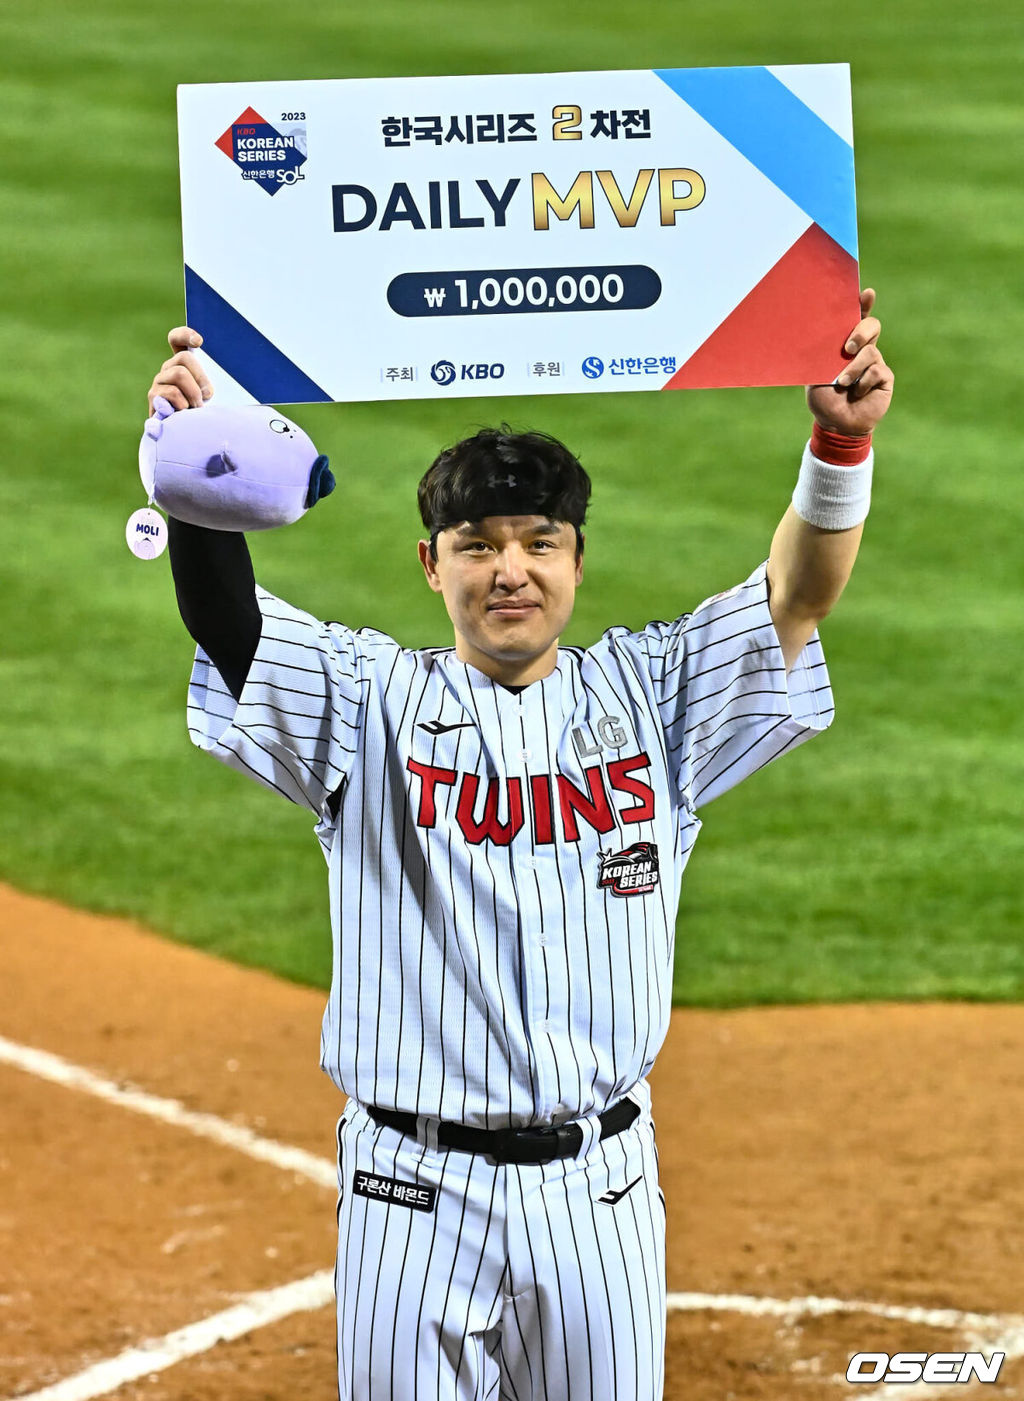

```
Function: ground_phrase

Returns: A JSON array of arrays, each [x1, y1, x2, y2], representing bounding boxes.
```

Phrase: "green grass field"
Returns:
[[1, 1, 1021, 1004]]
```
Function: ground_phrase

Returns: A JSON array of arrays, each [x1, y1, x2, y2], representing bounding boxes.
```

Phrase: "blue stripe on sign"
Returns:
[[653, 66, 858, 259], [184, 266, 332, 404]]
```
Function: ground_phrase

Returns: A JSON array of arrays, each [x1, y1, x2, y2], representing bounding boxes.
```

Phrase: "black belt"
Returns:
[[365, 1097, 640, 1166]]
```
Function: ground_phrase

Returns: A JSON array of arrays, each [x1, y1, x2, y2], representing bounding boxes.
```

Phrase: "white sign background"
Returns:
[[178, 67, 859, 405]]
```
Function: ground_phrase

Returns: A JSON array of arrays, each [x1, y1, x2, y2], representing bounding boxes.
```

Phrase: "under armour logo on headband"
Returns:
[[488, 473, 518, 489]]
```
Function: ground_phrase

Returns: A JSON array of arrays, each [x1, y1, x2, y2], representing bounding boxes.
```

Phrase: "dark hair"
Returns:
[[418, 425, 591, 558]]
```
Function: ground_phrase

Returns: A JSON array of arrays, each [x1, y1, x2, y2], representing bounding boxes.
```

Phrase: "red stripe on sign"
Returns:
[[214, 106, 268, 160], [664, 224, 860, 390]]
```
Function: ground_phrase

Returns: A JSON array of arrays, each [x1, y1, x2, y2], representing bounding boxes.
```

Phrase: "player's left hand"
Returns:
[[806, 288, 894, 437], [147, 327, 214, 414]]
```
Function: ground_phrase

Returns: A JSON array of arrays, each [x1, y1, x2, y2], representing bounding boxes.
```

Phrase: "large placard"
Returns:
[[177, 66, 860, 405]]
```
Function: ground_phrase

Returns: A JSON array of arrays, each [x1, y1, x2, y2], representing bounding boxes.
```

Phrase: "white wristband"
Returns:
[[792, 441, 873, 530]]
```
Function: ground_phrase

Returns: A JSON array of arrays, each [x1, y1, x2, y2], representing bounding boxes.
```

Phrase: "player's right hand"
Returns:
[[147, 327, 214, 413]]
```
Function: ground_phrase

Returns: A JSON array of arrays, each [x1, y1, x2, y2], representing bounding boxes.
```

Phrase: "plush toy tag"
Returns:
[[126, 507, 168, 559]]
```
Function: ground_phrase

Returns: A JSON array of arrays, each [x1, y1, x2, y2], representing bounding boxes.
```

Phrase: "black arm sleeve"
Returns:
[[167, 517, 262, 702]]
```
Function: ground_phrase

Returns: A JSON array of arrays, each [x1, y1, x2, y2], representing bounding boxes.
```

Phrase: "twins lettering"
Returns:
[[407, 752, 654, 846]]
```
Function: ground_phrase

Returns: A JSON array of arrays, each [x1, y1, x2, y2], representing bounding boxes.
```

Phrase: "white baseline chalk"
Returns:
[[0, 1033, 336, 1189], [666, 1290, 1024, 1334], [11, 1270, 335, 1401]]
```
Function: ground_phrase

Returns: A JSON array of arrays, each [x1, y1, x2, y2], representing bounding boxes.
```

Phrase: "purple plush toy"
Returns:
[[139, 398, 334, 531]]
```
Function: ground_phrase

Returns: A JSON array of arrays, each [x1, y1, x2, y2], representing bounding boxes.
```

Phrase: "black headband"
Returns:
[[427, 466, 584, 536]]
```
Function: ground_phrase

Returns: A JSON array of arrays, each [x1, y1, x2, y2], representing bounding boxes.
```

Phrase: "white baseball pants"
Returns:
[[334, 1092, 666, 1399]]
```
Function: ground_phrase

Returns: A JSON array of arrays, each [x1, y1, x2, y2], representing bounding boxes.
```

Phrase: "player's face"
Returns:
[[418, 515, 584, 685]]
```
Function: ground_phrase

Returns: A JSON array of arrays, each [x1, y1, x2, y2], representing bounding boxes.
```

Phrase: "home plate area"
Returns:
[[3, 884, 1023, 1399]]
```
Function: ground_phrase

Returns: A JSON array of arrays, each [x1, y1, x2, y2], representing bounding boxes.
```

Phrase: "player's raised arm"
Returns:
[[146, 328, 261, 701], [766, 288, 894, 671], [167, 517, 261, 702]]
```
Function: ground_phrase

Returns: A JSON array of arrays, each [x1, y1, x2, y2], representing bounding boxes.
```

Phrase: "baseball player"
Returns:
[[147, 292, 893, 1400]]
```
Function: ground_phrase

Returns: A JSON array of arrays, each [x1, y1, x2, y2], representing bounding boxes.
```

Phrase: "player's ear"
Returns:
[[575, 531, 585, 585], [418, 539, 444, 593]]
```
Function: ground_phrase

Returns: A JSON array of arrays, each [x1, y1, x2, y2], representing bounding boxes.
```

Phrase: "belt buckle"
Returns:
[[550, 1122, 582, 1158], [498, 1122, 581, 1165]]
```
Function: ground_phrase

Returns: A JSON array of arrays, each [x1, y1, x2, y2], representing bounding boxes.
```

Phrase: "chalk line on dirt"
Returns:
[[9, 1270, 336, 1401], [0, 1033, 336, 1189], [666, 1290, 1024, 1332]]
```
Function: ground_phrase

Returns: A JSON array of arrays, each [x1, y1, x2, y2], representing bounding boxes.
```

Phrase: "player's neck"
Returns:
[[454, 636, 559, 687]]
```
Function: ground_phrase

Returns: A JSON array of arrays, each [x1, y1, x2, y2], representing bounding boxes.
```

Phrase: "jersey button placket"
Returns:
[[522, 930, 559, 1119], [516, 679, 567, 1121]]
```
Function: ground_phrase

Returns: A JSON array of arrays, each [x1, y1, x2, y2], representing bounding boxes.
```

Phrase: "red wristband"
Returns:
[[810, 422, 872, 466]]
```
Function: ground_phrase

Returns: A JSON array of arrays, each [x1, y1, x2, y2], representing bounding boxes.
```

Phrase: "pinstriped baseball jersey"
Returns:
[[187, 559, 833, 1127]]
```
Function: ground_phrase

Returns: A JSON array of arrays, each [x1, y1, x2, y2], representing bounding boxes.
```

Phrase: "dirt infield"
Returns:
[[3, 881, 1022, 1399]]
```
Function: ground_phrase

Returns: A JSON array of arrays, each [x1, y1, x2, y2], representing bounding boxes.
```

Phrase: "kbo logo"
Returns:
[[460, 363, 504, 381], [430, 360, 504, 386]]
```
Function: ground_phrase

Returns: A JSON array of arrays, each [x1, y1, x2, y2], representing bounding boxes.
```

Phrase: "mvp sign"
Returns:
[[179, 65, 861, 405]]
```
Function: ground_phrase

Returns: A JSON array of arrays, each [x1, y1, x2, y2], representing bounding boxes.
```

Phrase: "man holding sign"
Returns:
[[146, 284, 891, 1399]]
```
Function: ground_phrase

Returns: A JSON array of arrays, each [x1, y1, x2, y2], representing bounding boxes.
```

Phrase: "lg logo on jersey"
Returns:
[[571, 714, 628, 761]]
